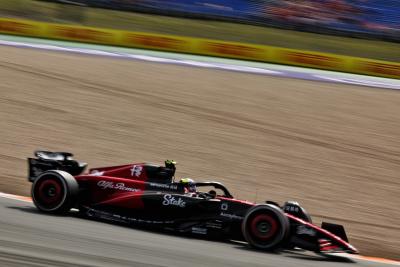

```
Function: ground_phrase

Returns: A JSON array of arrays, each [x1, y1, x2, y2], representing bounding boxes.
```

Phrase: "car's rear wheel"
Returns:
[[31, 170, 78, 214], [242, 204, 290, 250]]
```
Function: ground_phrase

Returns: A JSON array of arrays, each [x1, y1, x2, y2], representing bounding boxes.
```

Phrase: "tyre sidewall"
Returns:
[[242, 204, 290, 250], [31, 170, 78, 213]]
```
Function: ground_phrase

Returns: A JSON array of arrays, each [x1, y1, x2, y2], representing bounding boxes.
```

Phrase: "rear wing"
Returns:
[[28, 151, 87, 182]]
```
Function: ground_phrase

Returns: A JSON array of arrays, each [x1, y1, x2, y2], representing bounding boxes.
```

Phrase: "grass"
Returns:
[[0, 0, 399, 62]]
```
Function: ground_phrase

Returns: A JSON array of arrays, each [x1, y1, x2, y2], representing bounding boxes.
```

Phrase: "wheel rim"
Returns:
[[249, 214, 278, 241], [34, 177, 64, 209]]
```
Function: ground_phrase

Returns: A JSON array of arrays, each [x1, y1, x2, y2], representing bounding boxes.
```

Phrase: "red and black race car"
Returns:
[[28, 151, 358, 255]]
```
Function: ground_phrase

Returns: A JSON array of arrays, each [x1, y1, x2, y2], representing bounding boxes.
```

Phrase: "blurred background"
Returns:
[[0, 0, 399, 61]]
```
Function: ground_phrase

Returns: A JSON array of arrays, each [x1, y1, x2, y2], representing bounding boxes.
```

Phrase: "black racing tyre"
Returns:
[[242, 204, 290, 250], [31, 170, 79, 214]]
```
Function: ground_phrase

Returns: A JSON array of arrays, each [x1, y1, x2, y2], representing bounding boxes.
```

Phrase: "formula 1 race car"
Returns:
[[28, 151, 358, 255]]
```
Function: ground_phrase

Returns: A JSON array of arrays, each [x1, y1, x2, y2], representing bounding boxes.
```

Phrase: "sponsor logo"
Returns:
[[149, 183, 178, 190], [220, 212, 243, 220], [52, 26, 112, 42], [130, 165, 143, 177], [85, 208, 174, 224], [358, 61, 400, 76], [89, 170, 105, 176], [162, 194, 186, 208], [221, 203, 228, 211], [191, 227, 207, 235], [97, 180, 140, 192], [284, 205, 299, 213], [126, 34, 186, 49], [0, 20, 35, 34], [204, 41, 261, 58], [283, 51, 341, 68], [206, 222, 222, 229], [296, 225, 316, 236]]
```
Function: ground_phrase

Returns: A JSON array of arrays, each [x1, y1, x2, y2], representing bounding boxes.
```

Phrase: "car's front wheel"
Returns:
[[242, 204, 290, 250]]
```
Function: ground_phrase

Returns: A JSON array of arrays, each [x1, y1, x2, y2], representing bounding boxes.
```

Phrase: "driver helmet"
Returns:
[[179, 178, 196, 193]]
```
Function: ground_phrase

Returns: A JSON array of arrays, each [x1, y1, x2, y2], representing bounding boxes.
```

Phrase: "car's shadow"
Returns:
[[8, 205, 355, 264], [282, 250, 355, 263], [233, 245, 355, 263]]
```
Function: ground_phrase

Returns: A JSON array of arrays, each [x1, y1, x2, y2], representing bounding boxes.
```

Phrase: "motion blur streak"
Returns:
[[0, 38, 399, 90]]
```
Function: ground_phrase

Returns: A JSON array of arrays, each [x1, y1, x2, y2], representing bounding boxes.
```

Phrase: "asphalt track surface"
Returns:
[[0, 196, 394, 267]]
